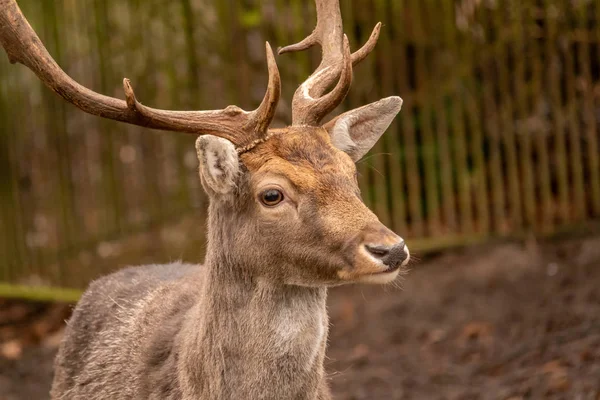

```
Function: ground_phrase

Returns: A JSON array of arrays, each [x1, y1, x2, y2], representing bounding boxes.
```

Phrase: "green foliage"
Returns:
[[239, 8, 261, 28]]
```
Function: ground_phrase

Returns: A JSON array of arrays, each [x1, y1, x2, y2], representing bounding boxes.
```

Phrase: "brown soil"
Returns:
[[1, 236, 600, 399]]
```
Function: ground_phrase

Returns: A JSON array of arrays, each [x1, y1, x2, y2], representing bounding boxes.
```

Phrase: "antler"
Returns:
[[0, 0, 280, 148], [279, 0, 381, 126]]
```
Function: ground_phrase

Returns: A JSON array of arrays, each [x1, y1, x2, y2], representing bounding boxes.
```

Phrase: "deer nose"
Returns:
[[364, 240, 408, 267]]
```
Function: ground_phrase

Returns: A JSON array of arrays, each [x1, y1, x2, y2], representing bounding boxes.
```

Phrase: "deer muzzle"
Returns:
[[338, 222, 410, 283]]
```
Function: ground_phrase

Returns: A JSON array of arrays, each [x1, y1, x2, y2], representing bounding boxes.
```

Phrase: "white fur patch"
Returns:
[[272, 298, 326, 369], [402, 245, 411, 267], [330, 114, 358, 153], [274, 307, 302, 343], [195, 136, 239, 195]]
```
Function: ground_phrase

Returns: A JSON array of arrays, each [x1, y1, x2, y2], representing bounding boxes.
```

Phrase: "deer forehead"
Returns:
[[242, 127, 357, 190]]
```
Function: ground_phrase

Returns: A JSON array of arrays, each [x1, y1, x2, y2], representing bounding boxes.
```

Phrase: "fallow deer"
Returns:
[[0, 0, 409, 398]]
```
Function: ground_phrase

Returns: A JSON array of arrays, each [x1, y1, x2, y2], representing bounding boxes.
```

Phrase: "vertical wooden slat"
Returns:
[[273, 0, 294, 108], [56, 0, 83, 265], [25, 1, 49, 280], [493, 5, 523, 232], [177, 0, 199, 210], [141, 2, 165, 225], [433, 0, 457, 234], [462, 2, 492, 235], [562, 6, 586, 222], [94, 0, 125, 235], [75, 0, 102, 251], [69, 0, 98, 288], [14, 73, 30, 277], [480, 7, 507, 234], [340, 0, 372, 210], [545, 2, 570, 224], [64, 0, 86, 262], [214, 0, 234, 106], [392, 0, 423, 238], [0, 58, 11, 281], [511, 1, 537, 230], [291, 0, 312, 83], [42, 0, 71, 283], [141, 1, 169, 260], [362, 0, 391, 227], [463, 46, 490, 235], [577, 2, 600, 217], [527, 3, 553, 233], [412, 0, 441, 236], [0, 61, 26, 282], [374, 0, 407, 234], [233, 0, 251, 107], [445, 0, 475, 235], [591, 0, 600, 217], [120, 0, 142, 232]]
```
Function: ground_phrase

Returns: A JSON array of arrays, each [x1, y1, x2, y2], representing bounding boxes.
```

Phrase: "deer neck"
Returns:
[[178, 205, 329, 399]]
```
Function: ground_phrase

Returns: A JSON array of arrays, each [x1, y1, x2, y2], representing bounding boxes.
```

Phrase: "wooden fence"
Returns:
[[1, 0, 599, 300]]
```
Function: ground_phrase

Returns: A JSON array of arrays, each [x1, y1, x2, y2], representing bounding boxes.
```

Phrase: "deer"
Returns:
[[0, 0, 409, 398]]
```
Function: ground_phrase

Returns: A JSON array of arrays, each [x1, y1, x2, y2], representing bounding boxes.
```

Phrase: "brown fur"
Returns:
[[51, 126, 407, 399], [3, 0, 406, 395]]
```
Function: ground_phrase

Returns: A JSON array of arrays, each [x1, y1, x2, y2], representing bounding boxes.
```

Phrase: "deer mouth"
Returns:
[[333, 244, 408, 284], [353, 264, 403, 284], [373, 263, 402, 274]]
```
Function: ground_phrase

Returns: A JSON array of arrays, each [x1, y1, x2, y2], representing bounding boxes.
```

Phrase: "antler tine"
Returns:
[[247, 43, 281, 134], [351, 22, 381, 65], [0, 0, 280, 147], [279, 18, 381, 67], [279, 0, 381, 126], [292, 35, 353, 126]]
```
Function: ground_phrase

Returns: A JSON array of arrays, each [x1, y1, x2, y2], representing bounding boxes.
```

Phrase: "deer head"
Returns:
[[0, 0, 409, 286]]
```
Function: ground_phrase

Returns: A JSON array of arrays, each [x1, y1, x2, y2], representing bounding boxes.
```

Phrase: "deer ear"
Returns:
[[195, 135, 240, 196], [324, 96, 402, 162]]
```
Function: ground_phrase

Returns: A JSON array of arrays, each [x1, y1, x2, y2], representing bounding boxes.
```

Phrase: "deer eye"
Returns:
[[260, 189, 284, 207]]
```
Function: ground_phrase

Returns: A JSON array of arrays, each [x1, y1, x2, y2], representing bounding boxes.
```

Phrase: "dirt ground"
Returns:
[[1, 235, 599, 400]]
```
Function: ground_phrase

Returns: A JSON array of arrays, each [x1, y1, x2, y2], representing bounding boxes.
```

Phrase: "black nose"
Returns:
[[365, 241, 407, 267]]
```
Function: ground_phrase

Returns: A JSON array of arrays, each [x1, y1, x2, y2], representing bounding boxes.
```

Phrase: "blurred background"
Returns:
[[0, 0, 599, 398]]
